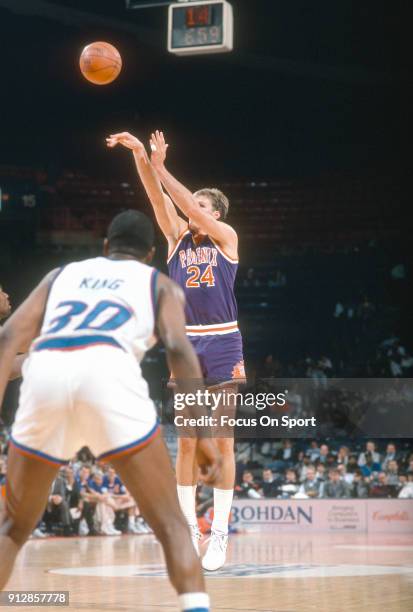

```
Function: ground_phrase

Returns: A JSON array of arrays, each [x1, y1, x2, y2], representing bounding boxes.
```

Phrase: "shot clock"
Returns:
[[168, 1, 233, 56]]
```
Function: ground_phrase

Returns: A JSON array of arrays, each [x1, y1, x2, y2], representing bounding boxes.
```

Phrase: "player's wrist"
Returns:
[[153, 160, 166, 172], [132, 143, 145, 154]]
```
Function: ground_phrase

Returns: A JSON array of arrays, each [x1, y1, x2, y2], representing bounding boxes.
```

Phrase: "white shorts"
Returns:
[[11, 346, 160, 465]]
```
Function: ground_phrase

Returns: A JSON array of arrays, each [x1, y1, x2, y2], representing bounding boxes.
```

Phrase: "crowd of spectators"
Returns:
[[231, 439, 413, 501], [0, 435, 151, 539], [2, 428, 413, 539]]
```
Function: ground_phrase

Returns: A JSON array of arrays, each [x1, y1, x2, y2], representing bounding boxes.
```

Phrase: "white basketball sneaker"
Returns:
[[201, 531, 228, 571], [189, 524, 202, 556]]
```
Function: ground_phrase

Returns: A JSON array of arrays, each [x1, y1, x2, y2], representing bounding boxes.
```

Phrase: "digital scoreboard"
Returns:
[[168, 1, 233, 56]]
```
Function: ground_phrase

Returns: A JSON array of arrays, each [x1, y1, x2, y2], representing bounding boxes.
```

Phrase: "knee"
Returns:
[[178, 438, 197, 457], [216, 437, 234, 457]]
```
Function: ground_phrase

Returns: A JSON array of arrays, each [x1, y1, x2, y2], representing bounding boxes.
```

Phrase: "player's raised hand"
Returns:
[[196, 438, 223, 486], [150, 130, 169, 168], [106, 132, 145, 152]]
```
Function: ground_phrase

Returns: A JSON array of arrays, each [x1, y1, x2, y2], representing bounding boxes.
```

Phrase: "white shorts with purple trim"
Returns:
[[11, 346, 160, 465]]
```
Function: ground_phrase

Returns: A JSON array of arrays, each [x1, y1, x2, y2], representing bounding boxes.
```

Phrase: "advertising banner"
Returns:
[[231, 499, 413, 533]]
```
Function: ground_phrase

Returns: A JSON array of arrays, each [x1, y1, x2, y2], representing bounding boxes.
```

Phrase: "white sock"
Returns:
[[128, 516, 135, 526], [178, 592, 209, 611], [177, 485, 197, 527], [212, 488, 233, 534]]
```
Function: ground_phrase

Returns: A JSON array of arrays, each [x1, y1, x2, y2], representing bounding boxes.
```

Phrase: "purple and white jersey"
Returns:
[[167, 229, 239, 336]]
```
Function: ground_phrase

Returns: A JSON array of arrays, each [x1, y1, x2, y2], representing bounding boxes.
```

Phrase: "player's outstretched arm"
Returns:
[[150, 131, 237, 254], [156, 273, 222, 485], [0, 270, 58, 408], [106, 132, 186, 251]]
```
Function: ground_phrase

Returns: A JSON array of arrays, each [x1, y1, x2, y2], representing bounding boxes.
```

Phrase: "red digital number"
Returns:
[[186, 6, 211, 27]]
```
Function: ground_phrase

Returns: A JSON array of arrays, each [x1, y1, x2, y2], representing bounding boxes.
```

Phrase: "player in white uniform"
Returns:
[[0, 210, 220, 612]]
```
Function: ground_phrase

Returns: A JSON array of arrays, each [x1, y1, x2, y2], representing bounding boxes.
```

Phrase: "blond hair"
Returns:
[[194, 188, 229, 220]]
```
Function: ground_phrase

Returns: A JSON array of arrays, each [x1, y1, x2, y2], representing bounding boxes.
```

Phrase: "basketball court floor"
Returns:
[[6, 531, 413, 611]]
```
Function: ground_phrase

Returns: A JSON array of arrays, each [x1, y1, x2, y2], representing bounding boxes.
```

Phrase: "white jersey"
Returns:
[[12, 256, 161, 463], [35, 256, 158, 362]]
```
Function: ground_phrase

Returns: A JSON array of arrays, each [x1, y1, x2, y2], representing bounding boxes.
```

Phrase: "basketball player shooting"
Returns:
[[0, 211, 221, 612], [107, 131, 246, 571]]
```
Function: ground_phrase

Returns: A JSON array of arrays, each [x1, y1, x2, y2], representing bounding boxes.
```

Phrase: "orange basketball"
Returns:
[[79, 41, 122, 85]]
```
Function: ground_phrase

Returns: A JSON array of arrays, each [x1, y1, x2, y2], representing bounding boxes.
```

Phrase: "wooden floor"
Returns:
[[6, 531, 413, 612]]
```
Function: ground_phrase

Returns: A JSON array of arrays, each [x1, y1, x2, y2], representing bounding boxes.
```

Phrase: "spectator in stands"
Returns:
[[295, 452, 312, 482], [319, 356, 333, 377], [337, 464, 353, 486], [271, 439, 295, 472], [317, 444, 330, 465], [315, 463, 327, 483], [102, 467, 148, 534], [337, 446, 350, 467], [346, 454, 359, 474], [235, 471, 262, 499], [286, 385, 303, 415], [305, 441, 320, 463], [259, 441, 279, 462], [384, 460, 400, 486], [76, 465, 98, 536], [398, 473, 413, 499], [76, 464, 92, 490], [75, 446, 95, 467], [368, 472, 395, 498], [259, 468, 280, 498], [307, 360, 328, 389], [323, 469, 349, 499], [350, 471, 369, 498], [333, 301, 345, 319], [279, 469, 299, 499], [298, 466, 323, 498], [62, 465, 82, 534], [358, 441, 381, 468], [382, 443, 398, 470], [86, 471, 122, 535], [102, 466, 122, 495], [403, 454, 413, 472], [267, 269, 286, 288], [43, 470, 72, 536]]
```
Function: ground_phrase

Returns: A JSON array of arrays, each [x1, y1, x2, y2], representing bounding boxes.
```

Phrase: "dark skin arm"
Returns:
[[9, 354, 27, 381], [156, 273, 222, 485], [0, 270, 58, 408]]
